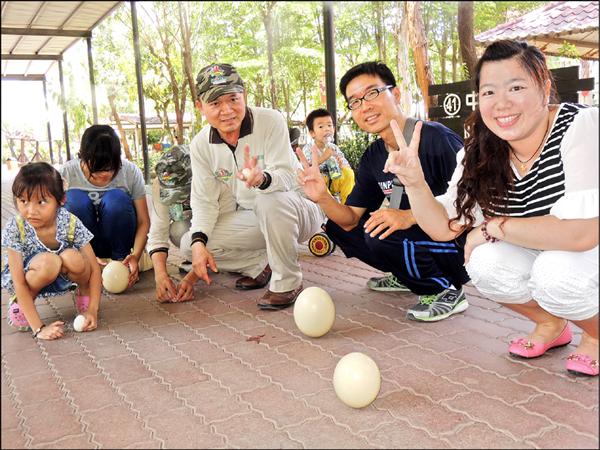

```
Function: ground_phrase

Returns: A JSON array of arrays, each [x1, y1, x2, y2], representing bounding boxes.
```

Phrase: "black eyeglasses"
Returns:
[[347, 85, 394, 110]]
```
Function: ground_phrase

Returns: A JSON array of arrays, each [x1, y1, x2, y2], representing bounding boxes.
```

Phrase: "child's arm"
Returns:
[[316, 147, 334, 165], [333, 146, 351, 168], [80, 243, 102, 331], [7, 249, 64, 339]]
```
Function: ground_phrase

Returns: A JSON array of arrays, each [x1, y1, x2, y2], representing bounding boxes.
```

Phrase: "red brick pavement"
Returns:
[[1, 169, 598, 448]]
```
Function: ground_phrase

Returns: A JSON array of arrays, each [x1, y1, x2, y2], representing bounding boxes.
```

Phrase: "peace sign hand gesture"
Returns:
[[295, 145, 328, 203], [236, 144, 265, 189], [383, 119, 426, 188]]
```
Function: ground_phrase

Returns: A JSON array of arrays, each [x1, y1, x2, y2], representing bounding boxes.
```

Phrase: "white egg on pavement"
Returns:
[[102, 261, 130, 294], [293, 286, 335, 337], [333, 352, 381, 408], [73, 314, 86, 332]]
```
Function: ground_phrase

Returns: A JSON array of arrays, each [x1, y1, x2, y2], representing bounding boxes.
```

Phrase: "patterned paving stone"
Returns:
[[1, 395, 21, 430], [128, 336, 181, 363], [382, 364, 468, 403], [1, 173, 598, 448], [303, 387, 396, 434], [82, 404, 153, 448], [363, 420, 451, 448], [529, 424, 599, 449], [62, 375, 120, 413], [98, 354, 153, 384], [376, 390, 470, 436], [240, 384, 321, 428], [21, 398, 84, 445], [285, 416, 374, 448], [10, 371, 64, 406], [119, 378, 182, 416], [202, 358, 270, 394], [260, 360, 331, 397], [175, 380, 251, 423], [212, 411, 302, 448], [0, 428, 28, 449], [146, 406, 225, 448], [444, 392, 553, 439], [31, 433, 95, 449], [441, 422, 533, 449], [151, 357, 210, 388], [522, 393, 599, 437]]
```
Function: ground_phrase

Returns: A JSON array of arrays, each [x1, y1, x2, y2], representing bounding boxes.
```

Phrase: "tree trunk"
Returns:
[[406, 1, 435, 115], [451, 38, 457, 82], [394, 3, 413, 114], [162, 104, 174, 143], [261, 2, 278, 109], [145, 6, 187, 145], [282, 79, 291, 123], [374, 1, 386, 63], [107, 91, 133, 160], [439, 27, 448, 84], [457, 1, 478, 78], [177, 1, 202, 136], [301, 67, 307, 120]]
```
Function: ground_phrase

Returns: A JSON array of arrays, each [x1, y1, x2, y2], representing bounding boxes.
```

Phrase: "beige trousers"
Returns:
[[185, 190, 324, 293]]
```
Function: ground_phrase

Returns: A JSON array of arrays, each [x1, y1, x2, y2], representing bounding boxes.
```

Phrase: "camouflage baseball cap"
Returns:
[[195, 63, 244, 103], [155, 144, 192, 205]]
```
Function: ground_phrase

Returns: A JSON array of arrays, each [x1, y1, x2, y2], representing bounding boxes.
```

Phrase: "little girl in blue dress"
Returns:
[[1, 162, 102, 340]]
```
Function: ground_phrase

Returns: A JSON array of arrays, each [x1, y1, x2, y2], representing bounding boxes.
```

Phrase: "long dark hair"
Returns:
[[78, 125, 122, 176], [12, 162, 65, 206], [451, 40, 557, 230]]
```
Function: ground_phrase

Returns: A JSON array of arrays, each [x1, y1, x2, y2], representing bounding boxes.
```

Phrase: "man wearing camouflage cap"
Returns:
[[147, 144, 199, 302], [189, 63, 324, 309]]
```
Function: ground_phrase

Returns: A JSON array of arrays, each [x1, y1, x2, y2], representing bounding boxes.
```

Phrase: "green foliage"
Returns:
[[133, 148, 163, 179], [337, 122, 372, 171], [51, 0, 554, 153], [557, 42, 580, 60], [146, 130, 163, 145]]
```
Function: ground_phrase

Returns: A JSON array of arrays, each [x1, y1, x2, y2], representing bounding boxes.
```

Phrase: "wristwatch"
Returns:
[[32, 324, 45, 339]]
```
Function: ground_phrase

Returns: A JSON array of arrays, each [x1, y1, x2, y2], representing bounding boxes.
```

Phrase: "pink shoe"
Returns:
[[74, 292, 90, 314], [7, 296, 30, 331], [509, 324, 572, 359], [566, 354, 599, 376]]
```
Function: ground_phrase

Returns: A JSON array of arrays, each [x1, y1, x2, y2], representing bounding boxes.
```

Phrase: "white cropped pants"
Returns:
[[466, 241, 598, 321]]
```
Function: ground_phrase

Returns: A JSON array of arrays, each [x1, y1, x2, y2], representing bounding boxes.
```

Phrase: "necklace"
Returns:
[[510, 113, 551, 171]]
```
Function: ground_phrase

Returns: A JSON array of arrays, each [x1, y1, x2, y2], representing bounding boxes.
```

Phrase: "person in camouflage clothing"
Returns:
[[147, 144, 199, 302]]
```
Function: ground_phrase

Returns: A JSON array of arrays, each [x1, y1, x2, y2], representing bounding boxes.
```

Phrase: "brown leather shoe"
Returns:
[[257, 284, 303, 310], [235, 265, 272, 290]]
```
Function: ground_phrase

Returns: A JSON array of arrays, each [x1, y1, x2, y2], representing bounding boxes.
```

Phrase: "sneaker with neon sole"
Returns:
[[407, 288, 468, 322], [366, 274, 411, 292]]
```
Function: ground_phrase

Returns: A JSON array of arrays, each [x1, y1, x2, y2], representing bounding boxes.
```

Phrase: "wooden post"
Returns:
[[17, 139, 28, 165]]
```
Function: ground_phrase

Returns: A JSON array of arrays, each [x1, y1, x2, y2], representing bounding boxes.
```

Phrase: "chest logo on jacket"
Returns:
[[214, 168, 234, 182]]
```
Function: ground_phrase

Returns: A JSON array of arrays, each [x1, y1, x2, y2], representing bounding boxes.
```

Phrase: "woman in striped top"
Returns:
[[385, 40, 598, 376]]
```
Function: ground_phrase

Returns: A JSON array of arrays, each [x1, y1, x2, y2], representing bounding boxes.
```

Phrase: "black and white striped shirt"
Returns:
[[437, 103, 598, 225]]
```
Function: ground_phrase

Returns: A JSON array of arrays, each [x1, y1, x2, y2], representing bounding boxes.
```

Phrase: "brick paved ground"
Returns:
[[1, 166, 598, 449]]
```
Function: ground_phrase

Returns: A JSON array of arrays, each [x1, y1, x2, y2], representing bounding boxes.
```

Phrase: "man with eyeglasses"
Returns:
[[187, 63, 324, 310], [296, 61, 470, 322]]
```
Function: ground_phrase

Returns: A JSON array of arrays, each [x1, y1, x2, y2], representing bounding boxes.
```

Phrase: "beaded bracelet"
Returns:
[[32, 324, 46, 339], [481, 219, 498, 243]]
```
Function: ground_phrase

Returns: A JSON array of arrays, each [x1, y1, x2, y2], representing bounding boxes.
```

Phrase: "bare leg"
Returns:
[[25, 253, 62, 294], [60, 248, 91, 295], [571, 315, 599, 359], [500, 300, 568, 343]]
